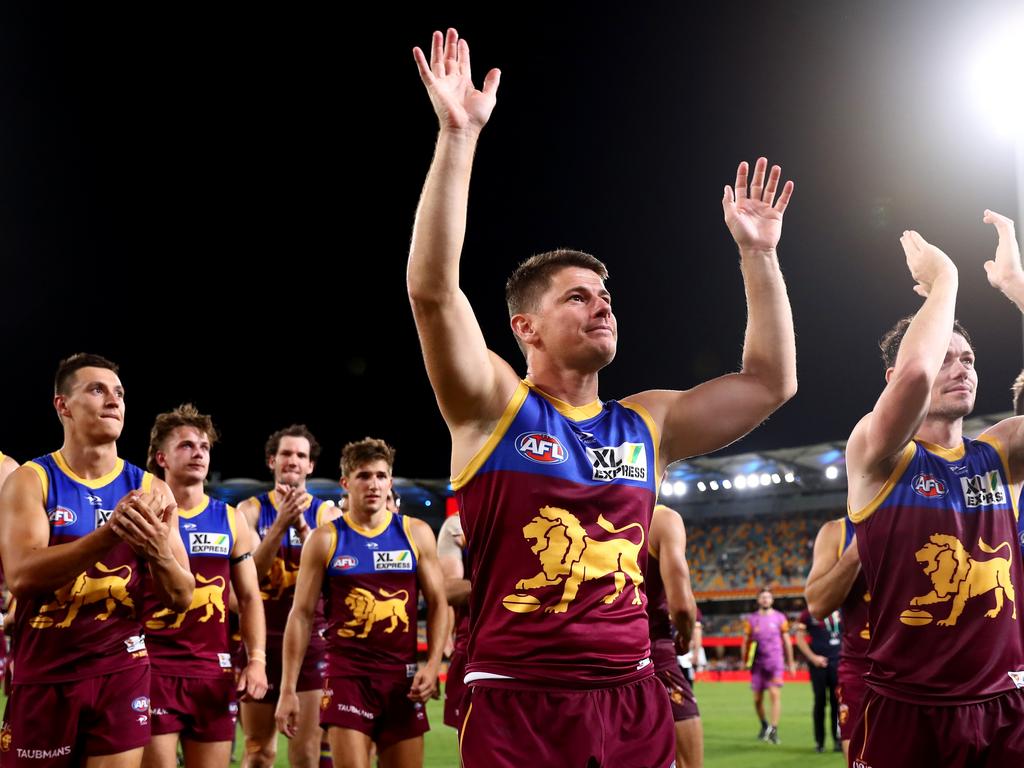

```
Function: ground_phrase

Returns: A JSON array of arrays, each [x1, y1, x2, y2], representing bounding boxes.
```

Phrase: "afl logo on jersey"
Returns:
[[912, 473, 947, 498], [333, 555, 358, 570], [48, 507, 78, 526], [516, 432, 568, 464]]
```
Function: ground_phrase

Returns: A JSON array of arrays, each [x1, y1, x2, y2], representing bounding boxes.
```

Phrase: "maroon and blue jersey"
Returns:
[[142, 495, 235, 678], [454, 380, 659, 687], [850, 436, 1024, 704], [323, 511, 419, 677], [14, 453, 152, 683], [837, 516, 871, 672]]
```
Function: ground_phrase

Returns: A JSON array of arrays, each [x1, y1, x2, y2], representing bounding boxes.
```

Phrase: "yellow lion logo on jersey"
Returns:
[[908, 534, 1016, 626], [146, 573, 227, 630], [30, 562, 134, 629], [260, 557, 299, 600], [338, 587, 410, 638], [512, 506, 645, 614]]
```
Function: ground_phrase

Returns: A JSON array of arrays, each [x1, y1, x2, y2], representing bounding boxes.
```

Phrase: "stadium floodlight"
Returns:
[[784, 472, 796, 483], [759, 473, 771, 486], [771, 473, 781, 484], [661, 481, 674, 497], [825, 466, 840, 480], [734, 475, 747, 490], [673, 480, 686, 496], [721, 479, 732, 489], [424, 499, 432, 507], [709, 480, 720, 491], [968, 16, 1024, 141], [746, 473, 759, 488], [697, 481, 707, 492]]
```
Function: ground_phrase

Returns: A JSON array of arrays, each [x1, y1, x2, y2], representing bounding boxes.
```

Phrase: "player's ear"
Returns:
[[884, 366, 895, 384], [511, 312, 537, 345]]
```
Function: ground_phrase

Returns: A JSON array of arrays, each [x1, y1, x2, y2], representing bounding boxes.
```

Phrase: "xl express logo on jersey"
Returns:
[[374, 550, 413, 571], [586, 442, 648, 482], [189, 532, 231, 556], [960, 471, 1006, 508], [515, 432, 568, 464], [912, 473, 947, 498]]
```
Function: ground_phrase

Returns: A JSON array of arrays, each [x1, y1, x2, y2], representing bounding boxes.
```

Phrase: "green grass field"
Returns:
[[254, 681, 846, 767]]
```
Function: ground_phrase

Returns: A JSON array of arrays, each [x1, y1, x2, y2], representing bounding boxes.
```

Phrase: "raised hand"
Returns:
[[413, 28, 500, 135], [982, 209, 1023, 297], [899, 230, 957, 298], [723, 158, 794, 253]]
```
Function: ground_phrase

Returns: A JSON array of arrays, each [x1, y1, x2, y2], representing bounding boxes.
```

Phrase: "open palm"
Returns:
[[413, 29, 500, 134], [723, 158, 793, 252]]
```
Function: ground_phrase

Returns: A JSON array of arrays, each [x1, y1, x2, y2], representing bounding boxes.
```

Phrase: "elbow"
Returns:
[[7, 572, 47, 602], [804, 595, 829, 622], [166, 575, 195, 613]]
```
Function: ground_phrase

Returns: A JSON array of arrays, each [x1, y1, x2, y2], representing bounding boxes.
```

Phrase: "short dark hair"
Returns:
[[55, 353, 119, 395], [505, 249, 609, 318], [1013, 370, 1024, 416], [265, 424, 321, 463], [879, 316, 973, 370], [341, 437, 396, 477], [147, 404, 219, 479]]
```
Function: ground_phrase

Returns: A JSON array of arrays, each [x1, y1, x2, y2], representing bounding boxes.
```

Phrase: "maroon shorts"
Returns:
[[0, 664, 150, 766], [259, 638, 324, 702], [459, 675, 674, 768], [849, 688, 1024, 768], [321, 673, 429, 750], [655, 662, 700, 722], [443, 650, 469, 729], [837, 668, 867, 741], [150, 672, 238, 742]]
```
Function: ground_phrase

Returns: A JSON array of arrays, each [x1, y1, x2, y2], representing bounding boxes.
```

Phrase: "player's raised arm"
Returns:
[[626, 158, 797, 470], [408, 29, 519, 434], [804, 519, 860, 620], [845, 231, 959, 500]]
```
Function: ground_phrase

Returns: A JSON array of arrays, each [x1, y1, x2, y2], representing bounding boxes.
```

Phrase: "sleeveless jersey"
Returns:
[[850, 436, 1024, 704], [142, 495, 235, 677], [14, 453, 151, 683], [323, 511, 419, 676], [837, 516, 871, 671], [252, 490, 330, 647], [454, 380, 659, 686]]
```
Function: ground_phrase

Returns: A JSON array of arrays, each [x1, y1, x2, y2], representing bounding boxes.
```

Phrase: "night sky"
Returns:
[[2, 2, 1021, 482]]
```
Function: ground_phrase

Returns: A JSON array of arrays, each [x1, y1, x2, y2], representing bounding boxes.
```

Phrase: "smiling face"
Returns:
[[513, 266, 618, 372], [269, 436, 314, 488], [157, 426, 211, 485], [54, 366, 125, 444]]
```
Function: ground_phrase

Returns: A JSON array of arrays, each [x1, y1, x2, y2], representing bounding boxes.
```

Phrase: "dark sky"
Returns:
[[1, 2, 1021, 481]]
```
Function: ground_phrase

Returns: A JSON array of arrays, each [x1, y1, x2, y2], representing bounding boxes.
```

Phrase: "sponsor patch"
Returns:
[[333, 555, 358, 571], [515, 432, 568, 464], [124, 635, 147, 654], [636, 657, 652, 671], [1009, 670, 1024, 689], [48, 507, 78, 527], [131, 696, 150, 713], [228, 702, 239, 715], [960, 471, 1006, 508], [95, 508, 113, 527], [289, 528, 302, 546], [218, 653, 232, 669], [188, 532, 231, 556], [17, 747, 72, 759], [183, 522, 197, 530], [912, 473, 946, 498], [374, 550, 413, 571], [136, 715, 148, 726], [338, 702, 374, 720], [406, 663, 418, 678], [587, 442, 648, 482]]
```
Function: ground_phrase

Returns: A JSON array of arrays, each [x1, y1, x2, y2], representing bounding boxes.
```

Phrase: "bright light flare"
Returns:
[[968, 17, 1024, 140]]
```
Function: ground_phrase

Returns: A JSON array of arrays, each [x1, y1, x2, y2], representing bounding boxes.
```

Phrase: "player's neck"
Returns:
[[168, 477, 205, 511], [524, 366, 600, 408], [348, 504, 388, 530], [57, 438, 119, 480], [915, 416, 964, 450]]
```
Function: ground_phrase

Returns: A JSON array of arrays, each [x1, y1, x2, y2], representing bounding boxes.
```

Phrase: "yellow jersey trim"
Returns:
[[324, 523, 338, 569], [620, 400, 661, 481], [450, 380, 530, 491], [976, 433, 1018, 522], [0, 451, 4, 463], [915, 439, 965, 461], [141, 472, 154, 493], [525, 380, 603, 421], [178, 495, 211, 519], [837, 517, 847, 559], [226, 504, 238, 542], [316, 501, 332, 528], [848, 442, 916, 524], [343, 510, 392, 538], [24, 461, 49, 508], [52, 451, 125, 489], [403, 515, 420, 560]]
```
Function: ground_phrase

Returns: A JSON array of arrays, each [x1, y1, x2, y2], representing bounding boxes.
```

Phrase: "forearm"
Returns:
[[8, 528, 120, 598], [279, 611, 313, 695], [893, 273, 958, 378], [738, 249, 797, 401], [424, 597, 448, 669], [445, 577, 471, 607], [784, 636, 795, 666], [805, 552, 860, 619], [999, 273, 1024, 312], [149, 555, 195, 612], [408, 130, 480, 302], [253, 529, 286, 578], [794, 635, 814, 662], [239, 591, 266, 656]]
